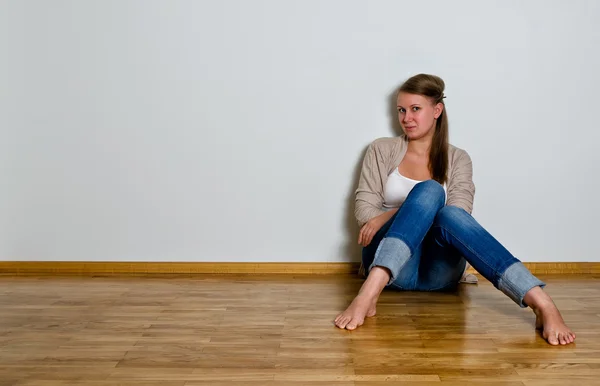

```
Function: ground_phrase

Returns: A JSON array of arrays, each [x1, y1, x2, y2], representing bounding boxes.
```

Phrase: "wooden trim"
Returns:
[[0, 261, 599, 276], [0, 262, 361, 276], [466, 262, 600, 275]]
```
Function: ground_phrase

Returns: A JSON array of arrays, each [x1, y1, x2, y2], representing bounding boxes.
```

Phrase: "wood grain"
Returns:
[[0, 274, 599, 384]]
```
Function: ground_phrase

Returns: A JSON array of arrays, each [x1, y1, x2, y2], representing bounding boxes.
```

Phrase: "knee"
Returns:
[[412, 180, 445, 206]]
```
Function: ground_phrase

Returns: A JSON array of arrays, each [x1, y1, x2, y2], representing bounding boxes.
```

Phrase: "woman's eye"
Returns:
[[398, 108, 405, 113], [412, 107, 420, 112]]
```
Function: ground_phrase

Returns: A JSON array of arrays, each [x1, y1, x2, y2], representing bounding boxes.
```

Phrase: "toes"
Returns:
[[559, 333, 567, 345], [345, 317, 364, 331], [336, 316, 349, 329], [334, 315, 344, 328], [547, 332, 559, 345]]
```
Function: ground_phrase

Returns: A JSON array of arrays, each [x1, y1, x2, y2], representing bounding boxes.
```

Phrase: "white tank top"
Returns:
[[383, 169, 447, 210]]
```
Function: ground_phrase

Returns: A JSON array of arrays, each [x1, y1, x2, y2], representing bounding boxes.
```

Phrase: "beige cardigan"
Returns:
[[355, 136, 476, 227]]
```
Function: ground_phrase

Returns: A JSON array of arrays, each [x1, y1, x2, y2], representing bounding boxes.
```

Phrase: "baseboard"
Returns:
[[0, 261, 599, 276], [0, 262, 360, 276], [482, 262, 600, 274]]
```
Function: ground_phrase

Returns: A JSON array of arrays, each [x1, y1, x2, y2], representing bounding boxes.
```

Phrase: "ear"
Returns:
[[434, 102, 444, 119]]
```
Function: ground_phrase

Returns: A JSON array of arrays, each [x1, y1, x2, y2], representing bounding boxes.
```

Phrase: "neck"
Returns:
[[407, 136, 432, 157]]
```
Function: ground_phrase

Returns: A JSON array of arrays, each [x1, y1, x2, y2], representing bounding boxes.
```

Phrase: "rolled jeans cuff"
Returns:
[[368, 237, 411, 285], [497, 262, 546, 308]]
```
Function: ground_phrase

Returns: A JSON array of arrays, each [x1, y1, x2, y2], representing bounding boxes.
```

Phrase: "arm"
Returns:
[[446, 150, 475, 214], [354, 142, 387, 228]]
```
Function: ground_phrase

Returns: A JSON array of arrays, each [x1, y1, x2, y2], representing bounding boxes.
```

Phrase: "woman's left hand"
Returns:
[[358, 217, 385, 247]]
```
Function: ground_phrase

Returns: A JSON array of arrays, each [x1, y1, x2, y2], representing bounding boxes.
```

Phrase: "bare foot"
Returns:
[[534, 303, 576, 346], [525, 286, 575, 346], [334, 266, 390, 330], [334, 294, 377, 330]]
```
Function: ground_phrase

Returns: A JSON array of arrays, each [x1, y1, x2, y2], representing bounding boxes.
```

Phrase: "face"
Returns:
[[397, 92, 443, 141]]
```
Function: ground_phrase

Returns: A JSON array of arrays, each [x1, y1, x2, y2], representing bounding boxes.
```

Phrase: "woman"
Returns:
[[334, 74, 575, 346]]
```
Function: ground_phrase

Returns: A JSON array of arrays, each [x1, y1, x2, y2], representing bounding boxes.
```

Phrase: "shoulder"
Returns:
[[448, 143, 473, 164], [367, 136, 407, 154], [447, 144, 474, 181]]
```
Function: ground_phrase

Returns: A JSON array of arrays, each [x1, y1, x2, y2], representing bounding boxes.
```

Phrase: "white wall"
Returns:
[[1, 0, 599, 262]]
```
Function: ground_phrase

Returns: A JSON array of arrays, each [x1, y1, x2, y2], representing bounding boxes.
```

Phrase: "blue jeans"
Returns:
[[362, 180, 545, 308]]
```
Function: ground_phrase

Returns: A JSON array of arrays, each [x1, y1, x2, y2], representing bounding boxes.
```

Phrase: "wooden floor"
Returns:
[[1, 274, 599, 386]]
